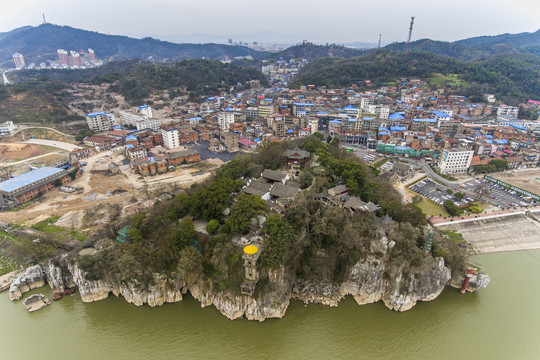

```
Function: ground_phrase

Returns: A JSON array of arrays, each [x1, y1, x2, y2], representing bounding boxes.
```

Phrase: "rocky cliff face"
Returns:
[[8, 251, 489, 321]]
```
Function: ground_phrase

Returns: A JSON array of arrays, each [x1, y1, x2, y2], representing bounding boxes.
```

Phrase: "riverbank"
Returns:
[[437, 209, 540, 254], [1, 250, 538, 360]]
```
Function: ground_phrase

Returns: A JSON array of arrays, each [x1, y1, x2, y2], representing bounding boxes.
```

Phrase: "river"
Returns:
[[1, 250, 539, 360]]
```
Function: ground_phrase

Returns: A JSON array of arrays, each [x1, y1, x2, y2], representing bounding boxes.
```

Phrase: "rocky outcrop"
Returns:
[[382, 258, 451, 311], [293, 256, 453, 312], [9, 250, 490, 321], [9, 265, 46, 301], [23, 294, 50, 312], [450, 272, 491, 293]]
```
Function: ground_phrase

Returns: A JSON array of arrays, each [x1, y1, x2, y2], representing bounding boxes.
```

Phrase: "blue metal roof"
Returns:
[[126, 135, 137, 140], [510, 124, 527, 131], [0, 167, 63, 193], [344, 105, 356, 109], [86, 111, 106, 117], [139, 105, 150, 109], [287, 129, 294, 133], [389, 113, 405, 120], [125, 144, 135, 149], [412, 118, 437, 123], [432, 111, 450, 117]]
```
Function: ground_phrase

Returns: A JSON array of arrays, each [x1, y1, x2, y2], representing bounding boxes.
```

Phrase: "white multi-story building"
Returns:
[[218, 112, 235, 131], [161, 128, 180, 149], [360, 96, 373, 110], [375, 106, 390, 119], [245, 107, 259, 119], [139, 105, 153, 118], [0, 121, 17, 136], [12, 53, 25, 69], [497, 104, 519, 118], [438, 148, 474, 174], [308, 118, 319, 134], [136, 119, 161, 132], [86, 112, 116, 132]]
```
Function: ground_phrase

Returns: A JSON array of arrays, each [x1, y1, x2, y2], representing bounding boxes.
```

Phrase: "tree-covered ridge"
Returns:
[[456, 29, 540, 57], [101, 59, 268, 104], [385, 39, 491, 61], [77, 136, 466, 296], [386, 29, 540, 60], [292, 51, 540, 104], [267, 43, 366, 62], [0, 23, 266, 67], [4, 59, 268, 121]]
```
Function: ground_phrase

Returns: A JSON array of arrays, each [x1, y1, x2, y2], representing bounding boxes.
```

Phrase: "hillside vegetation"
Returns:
[[292, 51, 540, 104], [0, 24, 265, 67], [267, 43, 366, 61], [94, 59, 268, 104], [387, 29, 540, 60], [3, 59, 268, 123]]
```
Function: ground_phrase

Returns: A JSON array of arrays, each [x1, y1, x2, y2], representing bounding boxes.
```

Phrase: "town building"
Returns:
[[70, 51, 81, 67], [12, 53, 25, 69], [438, 148, 474, 174], [497, 104, 519, 118], [0, 167, 76, 209], [217, 112, 236, 131], [86, 111, 116, 132], [0, 121, 17, 136], [161, 128, 180, 149], [166, 149, 201, 166], [57, 49, 69, 66]]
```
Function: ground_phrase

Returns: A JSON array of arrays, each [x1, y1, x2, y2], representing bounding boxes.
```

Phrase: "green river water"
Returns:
[[1, 250, 539, 360]]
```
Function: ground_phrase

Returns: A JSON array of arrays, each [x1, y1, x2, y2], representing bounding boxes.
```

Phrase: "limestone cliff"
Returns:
[[8, 252, 489, 321]]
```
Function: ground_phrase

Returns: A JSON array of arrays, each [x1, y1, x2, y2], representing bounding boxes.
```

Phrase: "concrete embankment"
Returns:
[[438, 210, 540, 254]]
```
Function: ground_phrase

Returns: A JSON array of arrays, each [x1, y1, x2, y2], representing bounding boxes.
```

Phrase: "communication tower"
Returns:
[[405, 16, 415, 52]]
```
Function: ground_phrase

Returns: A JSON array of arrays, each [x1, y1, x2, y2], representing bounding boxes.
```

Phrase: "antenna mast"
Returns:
[[406, 16, 415, 52], [378, 34, 382, 51], [42, 13, 47, 24]]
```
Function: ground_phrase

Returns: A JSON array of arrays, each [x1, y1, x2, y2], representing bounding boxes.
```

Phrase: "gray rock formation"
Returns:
[[23, 294, 50, 312], [9, 249, 490, 321], [9, 265, 46, 301]]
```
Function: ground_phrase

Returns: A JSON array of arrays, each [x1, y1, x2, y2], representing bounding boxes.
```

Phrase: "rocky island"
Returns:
[[7, 136, 489, 320]]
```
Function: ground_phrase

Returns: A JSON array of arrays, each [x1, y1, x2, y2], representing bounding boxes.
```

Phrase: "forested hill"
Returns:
[[0, 24, 266, 68], [384, 39, 493, 61], [292, 51, 540, 104], [96, 59, 269, 104], [8, 59, 268, 107], [268, 43, 366, 61], [456, 29, 540, 56], [386, 29, 540, 60]]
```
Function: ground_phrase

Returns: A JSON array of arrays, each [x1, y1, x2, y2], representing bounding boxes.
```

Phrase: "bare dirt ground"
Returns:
[[489, 169, 540, 195], [0, 143, 50, 161], [0, 146, 223, 227]]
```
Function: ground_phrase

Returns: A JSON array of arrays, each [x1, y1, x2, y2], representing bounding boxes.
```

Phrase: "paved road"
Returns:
[[11, 125, 75, 138], [0, 150, 65, 168], [23, 139, 81, 152]]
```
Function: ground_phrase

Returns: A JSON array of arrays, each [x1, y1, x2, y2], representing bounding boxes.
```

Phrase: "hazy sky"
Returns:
[[2, 0, 539, 44]]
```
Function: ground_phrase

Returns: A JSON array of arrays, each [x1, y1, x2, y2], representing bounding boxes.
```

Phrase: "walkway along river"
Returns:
[[1, 250, 539, 360]]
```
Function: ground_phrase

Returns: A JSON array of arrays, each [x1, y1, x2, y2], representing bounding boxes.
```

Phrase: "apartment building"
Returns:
[[438, 148, 474, 174], [161, 128, 180, 149], [86, 112, 116, 131]]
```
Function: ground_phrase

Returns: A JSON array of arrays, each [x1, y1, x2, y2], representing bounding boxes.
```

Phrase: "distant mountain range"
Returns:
[[0, 24, 265, 68], [385, 29, 540, 60], [0, 24, 538, 69]]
